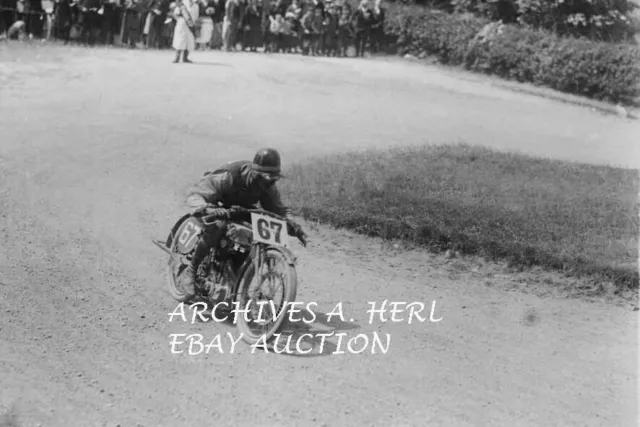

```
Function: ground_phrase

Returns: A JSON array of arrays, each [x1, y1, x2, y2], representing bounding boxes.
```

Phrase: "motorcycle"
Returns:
[[153, 205, 307, 346]]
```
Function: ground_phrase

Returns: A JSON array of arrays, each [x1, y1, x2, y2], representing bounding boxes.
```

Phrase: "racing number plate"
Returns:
[[175, 217, 204, 253], [251, 212, 288, 247]]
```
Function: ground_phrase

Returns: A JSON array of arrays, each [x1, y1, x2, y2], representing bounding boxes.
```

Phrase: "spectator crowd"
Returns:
[[0, 0, 387, 56]]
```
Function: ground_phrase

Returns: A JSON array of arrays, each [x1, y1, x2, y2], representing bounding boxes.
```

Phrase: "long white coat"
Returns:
[[172, 0, 200, 51]]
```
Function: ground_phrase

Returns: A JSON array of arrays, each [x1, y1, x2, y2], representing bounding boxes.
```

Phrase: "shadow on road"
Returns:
[[266, 308, 362, 358], [188, 303, 362, 357], [188, 61, 231, 67]]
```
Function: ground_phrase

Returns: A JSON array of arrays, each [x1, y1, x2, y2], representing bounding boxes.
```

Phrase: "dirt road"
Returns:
[[0, 44, 637, 427]]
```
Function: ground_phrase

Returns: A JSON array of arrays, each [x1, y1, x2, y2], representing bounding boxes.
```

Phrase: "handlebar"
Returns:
[[200, 205, 307, 247]]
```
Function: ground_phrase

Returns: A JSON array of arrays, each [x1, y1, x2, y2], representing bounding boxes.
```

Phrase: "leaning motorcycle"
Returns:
[[153, 205, 307, 346]]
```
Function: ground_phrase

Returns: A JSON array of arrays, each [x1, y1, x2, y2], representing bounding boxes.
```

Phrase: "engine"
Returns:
[[200, 222, 253, 304], [222, 222, 253, 254]]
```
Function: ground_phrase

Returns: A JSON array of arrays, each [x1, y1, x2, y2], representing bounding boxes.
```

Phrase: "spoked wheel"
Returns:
[[236, 247, 298, 345], [166, 238, 192, 303]]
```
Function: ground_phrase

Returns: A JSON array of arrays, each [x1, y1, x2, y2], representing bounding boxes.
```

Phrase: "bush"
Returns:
[[450, 0, 639, 43], [385, 5, 487, 62], [383, 4, 640, 106]]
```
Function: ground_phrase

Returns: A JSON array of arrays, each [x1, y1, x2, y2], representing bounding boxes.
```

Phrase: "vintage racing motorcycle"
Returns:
[[153, 205, 307, 346]]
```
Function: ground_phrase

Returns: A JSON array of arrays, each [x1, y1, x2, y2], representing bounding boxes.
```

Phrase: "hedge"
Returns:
[[382, 4, 640, 106]]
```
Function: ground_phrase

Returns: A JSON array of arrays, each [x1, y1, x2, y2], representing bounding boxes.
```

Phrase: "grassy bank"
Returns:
[[280, 144, 639, 289]]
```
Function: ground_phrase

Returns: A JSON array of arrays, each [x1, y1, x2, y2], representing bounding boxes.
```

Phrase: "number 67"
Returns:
[[179, 222, 201, 247], [257, 218, 283, 243]]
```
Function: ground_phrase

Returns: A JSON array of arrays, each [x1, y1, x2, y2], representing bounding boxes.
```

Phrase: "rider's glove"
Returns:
[[287, 220, 304, 237], [193, 204, 210, 215], [228, 205, 249, 215], [205, 207, 230, 219]]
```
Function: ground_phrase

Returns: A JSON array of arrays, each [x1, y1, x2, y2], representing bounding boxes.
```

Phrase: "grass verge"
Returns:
[[280, 144, 639, 289]]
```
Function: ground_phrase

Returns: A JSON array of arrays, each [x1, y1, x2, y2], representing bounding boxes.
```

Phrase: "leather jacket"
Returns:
[[186, 160, 292, 218]]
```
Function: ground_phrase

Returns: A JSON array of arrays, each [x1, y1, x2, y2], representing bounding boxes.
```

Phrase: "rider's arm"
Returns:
[[260, 184, 293, 219], [186, 172, 232, 210], [186, 194, 208, 210]]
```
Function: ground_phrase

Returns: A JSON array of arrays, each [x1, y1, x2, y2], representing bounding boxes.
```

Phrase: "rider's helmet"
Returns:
[[252, 148, 282, 179]]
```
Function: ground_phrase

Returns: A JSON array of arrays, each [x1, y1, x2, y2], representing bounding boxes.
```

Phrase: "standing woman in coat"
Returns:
[[369, 0, 384, 53], [351, 0, 372, 57], [53, 0, 73, 43], [196, 0, 215, 49], [241, 0, 261, 51], [172, 0, 199, 62]]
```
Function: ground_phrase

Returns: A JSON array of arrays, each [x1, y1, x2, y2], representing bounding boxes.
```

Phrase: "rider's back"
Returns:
[[189, 160, 288, 214]]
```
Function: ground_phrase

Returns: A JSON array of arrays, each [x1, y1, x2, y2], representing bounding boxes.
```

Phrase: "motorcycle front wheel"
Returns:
[[235, 246, 298, 346]]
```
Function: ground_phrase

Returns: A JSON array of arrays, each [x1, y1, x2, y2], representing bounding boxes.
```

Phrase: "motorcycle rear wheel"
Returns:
[[235, 247, 298, 346]]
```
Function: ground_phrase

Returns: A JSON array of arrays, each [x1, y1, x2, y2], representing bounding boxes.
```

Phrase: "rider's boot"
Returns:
[[179, 223, 227, 300], [180, 241, 209, 300], [180, 263, 197, 300]]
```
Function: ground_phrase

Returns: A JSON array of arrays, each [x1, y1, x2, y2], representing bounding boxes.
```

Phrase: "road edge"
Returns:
[[297, 216, 640, 311], [476, 76, 640, 121], [391, 54, 640, 121]]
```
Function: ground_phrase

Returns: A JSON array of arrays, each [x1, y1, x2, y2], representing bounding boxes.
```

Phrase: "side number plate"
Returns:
[[175, 217, 204, 253], [251, 212, 288, 247]]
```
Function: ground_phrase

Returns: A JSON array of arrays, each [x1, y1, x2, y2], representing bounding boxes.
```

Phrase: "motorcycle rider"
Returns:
[[179, 147, 305, 300]]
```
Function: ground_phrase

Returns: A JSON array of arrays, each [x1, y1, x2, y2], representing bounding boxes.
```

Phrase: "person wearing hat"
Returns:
[[171, 0, 199, 61], [178, 148, 306, 300]]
